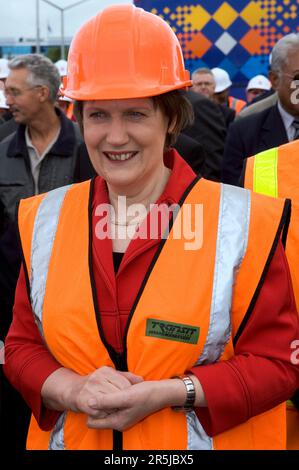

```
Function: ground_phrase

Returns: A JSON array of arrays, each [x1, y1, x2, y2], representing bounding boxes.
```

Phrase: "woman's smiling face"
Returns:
[[82, 97, 169, 193]]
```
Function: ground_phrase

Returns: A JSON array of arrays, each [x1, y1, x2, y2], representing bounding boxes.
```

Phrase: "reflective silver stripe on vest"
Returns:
[[49, 412, 66, 450], [196, 183, 250, 366], [187, 411, 212, 450], [30, 185, 72, 337], [188, 184, 250, 450]]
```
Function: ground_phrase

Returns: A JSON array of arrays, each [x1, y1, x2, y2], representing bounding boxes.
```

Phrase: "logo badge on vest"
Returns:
[[146, 319, 199, 344]]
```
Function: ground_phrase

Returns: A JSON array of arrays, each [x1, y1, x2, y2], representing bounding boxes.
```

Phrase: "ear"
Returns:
[[269, 70, 279, 91], [38, 85, 50, 103], [167, 117, 177, 134]]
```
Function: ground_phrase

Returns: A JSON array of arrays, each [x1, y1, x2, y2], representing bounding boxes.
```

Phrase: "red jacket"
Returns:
[[4, 150, 299, 437]]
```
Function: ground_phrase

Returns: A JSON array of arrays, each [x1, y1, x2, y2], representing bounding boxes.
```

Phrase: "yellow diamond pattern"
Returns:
[[183, 5, 211, 30], [213, 2, 238, 29], [240, 1, 266, 27]]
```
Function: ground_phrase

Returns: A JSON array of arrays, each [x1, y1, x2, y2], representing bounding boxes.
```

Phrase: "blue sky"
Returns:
[[0, 0, 133, 39]]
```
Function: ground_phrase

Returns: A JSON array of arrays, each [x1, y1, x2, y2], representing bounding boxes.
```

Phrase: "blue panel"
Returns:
[[231, 85, 247, 101], [197, 0, 225, 14], [233, 71, 248, 82], [227, 44, 251, 69], [228, 0, 252, 12], [202, 19, 224, 43], [134, 0, 178, 10], [227, 17, 250, 41], [218, 58, 238, 79], [241, 56, 270, 79], [2, 46, 31, 56], [202, 47, 226, 68], [187, 58, 208, 74]]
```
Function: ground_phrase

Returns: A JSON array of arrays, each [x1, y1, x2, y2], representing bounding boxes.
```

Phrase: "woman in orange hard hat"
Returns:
[[4, 4, 299, 450]]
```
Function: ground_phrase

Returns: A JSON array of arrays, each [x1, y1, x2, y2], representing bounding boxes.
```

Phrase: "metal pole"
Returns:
[[61, 10, 65, 60], [40, 0, 92, 58], [36, 0, 41, 53]]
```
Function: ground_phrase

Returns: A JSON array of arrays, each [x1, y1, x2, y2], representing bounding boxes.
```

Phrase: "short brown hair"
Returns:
[[74, 90, 194, 150]]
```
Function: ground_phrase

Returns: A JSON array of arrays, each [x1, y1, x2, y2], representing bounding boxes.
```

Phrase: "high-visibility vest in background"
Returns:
[[244, 141, 299, 450], [18, 178, 289, 450], [228, 96, 246, 114]]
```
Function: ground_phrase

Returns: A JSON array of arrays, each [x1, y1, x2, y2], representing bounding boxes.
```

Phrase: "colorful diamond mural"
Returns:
[[134, 0, 299, 86]]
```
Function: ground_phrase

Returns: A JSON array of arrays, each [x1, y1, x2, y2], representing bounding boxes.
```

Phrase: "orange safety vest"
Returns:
[[245, 141, 299, 450], [18, 178, 289, 450], [228, 96, 246, 114]]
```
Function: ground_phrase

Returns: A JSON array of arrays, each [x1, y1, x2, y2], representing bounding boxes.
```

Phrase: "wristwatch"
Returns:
[[172, 374, 196, 411]]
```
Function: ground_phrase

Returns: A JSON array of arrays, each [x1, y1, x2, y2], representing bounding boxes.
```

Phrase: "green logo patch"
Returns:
[[146, 318, 199, 344]]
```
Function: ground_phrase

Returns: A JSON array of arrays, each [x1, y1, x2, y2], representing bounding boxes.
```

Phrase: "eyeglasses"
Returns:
[[281, 72, 299, 83], [4, 85, 42, 98], [193, 81, 215, 87]]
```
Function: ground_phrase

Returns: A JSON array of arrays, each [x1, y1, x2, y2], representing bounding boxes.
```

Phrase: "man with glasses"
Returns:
[[222, 33, 299, 185], [0, 54, 83, 452]]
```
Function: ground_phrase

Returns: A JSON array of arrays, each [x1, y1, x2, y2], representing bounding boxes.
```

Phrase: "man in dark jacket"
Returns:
[[182, 90, 227, 182], [222, 33, 299, 185], [0, 54, 84, 453]]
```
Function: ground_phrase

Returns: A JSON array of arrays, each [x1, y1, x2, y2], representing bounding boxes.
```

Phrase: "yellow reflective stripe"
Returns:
[[287, 399, 295, 409], [253, 147, 278, 197]]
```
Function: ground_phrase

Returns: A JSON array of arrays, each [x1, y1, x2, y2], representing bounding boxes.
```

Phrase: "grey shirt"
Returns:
[[25, 126, 61, 194]]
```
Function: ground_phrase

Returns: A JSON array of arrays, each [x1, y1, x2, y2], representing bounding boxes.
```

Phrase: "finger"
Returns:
[[98, 369, 135, 390], [87, 407, 119, 419], [120, 371, 144, 384], [87, 409, 110, 419], [87, 390, 128, 410], [87, 412, 120, 430]]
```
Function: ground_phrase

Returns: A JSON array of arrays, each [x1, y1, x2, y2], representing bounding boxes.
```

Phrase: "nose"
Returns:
[[5, 93, 15, 107], [105, 117, 130, 146]]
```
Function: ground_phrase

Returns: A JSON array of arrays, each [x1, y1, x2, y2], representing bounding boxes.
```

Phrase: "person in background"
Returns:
[[57, 77, 75, 121], [55, 61, 75, 120], [0, 53, 83, 453], [238, 52, 276, 119], [212, 67, 246, 114], [0, 58, 9, 88], [4, 4, 299, 451], [246, 75, 272, 105], [243, 139, 299, 450], [191, 67, 235, 129], [222, 33, 299, 186], [54, 59, 67, 78], [191, 67, 215, 99], [182, 89, 227, 181], [236, 91, 277, 120], [0, 59, 12, 123], [0, 90, 9, 124]]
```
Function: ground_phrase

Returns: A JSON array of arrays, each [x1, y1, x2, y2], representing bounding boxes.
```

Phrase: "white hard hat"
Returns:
[[0, 58, 9, 79], [58, 82, 72, 102], [0, 90, 9, 109], [55, 59, 68, 77], [212, 67, 232, 93], [58, 95, 72, 103], [247, 75, 271, 91]]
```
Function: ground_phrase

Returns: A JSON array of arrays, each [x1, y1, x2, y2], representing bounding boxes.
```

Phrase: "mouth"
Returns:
[[103, 151, 138, 162]]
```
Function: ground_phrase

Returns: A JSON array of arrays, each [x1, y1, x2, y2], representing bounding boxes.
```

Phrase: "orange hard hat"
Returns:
[[64, 4, 191, 100]]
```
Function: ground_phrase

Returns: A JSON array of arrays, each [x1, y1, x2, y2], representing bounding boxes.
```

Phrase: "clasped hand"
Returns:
[[68, 366, 172, 431]]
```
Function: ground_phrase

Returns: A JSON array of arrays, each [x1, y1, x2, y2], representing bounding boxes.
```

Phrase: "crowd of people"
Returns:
[[0, 3, 298, 452]]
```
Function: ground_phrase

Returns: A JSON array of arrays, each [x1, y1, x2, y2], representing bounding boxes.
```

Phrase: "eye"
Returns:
[[126, 110, 146, 119], [89, 111, 108, 120]]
